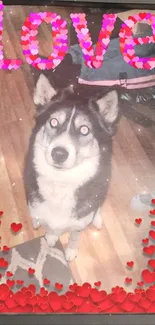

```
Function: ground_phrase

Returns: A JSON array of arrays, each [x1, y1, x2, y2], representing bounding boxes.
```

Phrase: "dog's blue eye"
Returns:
[[80, 125, 89, 136], [50, 118, 58, 128]]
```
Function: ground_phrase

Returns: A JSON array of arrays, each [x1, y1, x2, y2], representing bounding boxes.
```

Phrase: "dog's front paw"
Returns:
[[45, 233, 58, 247], [65, 248, 78, 262], [32, 218, 40, 230]]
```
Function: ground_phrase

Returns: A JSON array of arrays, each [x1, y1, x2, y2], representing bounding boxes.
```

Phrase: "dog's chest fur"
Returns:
[[37, 175, 75, 224]]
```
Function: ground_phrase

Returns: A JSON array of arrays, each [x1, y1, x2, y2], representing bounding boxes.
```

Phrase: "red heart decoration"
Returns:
[[111, 290, 127, 303], [6, 271, 13, 278], [126, 261, 134, 268], [75, 283, 91, 297], [151, 199, 155, 205], [6, 279, 15, 288], [90, 288, 107, 302], [0, 211, 3, 217], [0, 258, 8, 268], [3, 246, 10, 252], [0, 284, 10, 300], [28, 268, 35, 275], [5, 294, 17, 309], [69, 283, 77, 291], [48, 292, 61, 311], [66, 291, 84, 307], [137, 281, 144, 287], [142, 238, 149, 244], [128, 292, 141, 303], [135, 218, 142, 225], [143, 245, 155, 256], [120, 298, 135, 312], [40, 287, 48, 297], [146, 287, 155, 301], [141, 269, 155, 284], [94, 281, 101, 287], [99, 295, 114, 311], [139, 297, 151, 310], [151, 221, 155, 227], [150, 209, 155, 216], [55, 282, 63, 290], [27, 296, 38, 306], [16, 280, 24, 286], [14, 292, 28, 307], [148, 259, 155, 270], [125, 277, 132, 284], [10, 222, 22, 233], [62, 300, 74, 311], [43, 278, 50, 286], [149, 230, 155, 240]]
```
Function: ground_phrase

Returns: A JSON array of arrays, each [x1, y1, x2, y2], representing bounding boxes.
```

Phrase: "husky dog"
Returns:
[[24, 74, 120, 261]]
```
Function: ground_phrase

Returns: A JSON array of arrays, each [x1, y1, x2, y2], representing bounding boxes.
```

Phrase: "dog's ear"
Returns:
[[33, 74, 57, 106], [96, 90, 119, 125]]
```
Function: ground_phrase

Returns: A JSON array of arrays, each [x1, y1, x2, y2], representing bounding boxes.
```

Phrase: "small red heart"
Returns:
[[141, 269, 155, 284], [135, 218, 142, 225], [55, 282, 63, 290], [151, 221, 155, 227], [152, 199, 155, 204], [40, 287, 48, 297], [3, 246, 10, 252], [126, 261, 134, 268], [94, 281, 101, 287], [143, 245, 155, 256], [6, 279, 15, 288], [142, 238, 149, 244], [69, 283, 78, 291], [148, 259, 155, 270], [150, 209, 155, 216], [137, 281, 144, 287], [125, 277, 132, 284], [6, 271, 13, 278], [28, 268, 35, 275], [11, 222, 22, 233], [0, 284, 10, 300], [0, 258, 8, 268], [16, 280, 24, 286], [43, 278, 50, 286], [149, 230, 155, 241], [0, 211, 3, 217]]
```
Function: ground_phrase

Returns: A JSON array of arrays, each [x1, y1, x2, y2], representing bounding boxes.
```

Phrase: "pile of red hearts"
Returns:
[[0, 197, 155, 313], [0, 282, 155, 313]]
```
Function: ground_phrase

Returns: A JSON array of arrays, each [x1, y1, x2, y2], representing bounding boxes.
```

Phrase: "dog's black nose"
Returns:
[[52, 146, 69, 164]]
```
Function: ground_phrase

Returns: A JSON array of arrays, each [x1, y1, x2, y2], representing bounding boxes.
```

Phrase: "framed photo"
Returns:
[[0, 0, 155, 324]]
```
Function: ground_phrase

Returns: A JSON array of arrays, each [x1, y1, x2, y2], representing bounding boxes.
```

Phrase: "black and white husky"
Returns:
[[24, 74, 120, 261]]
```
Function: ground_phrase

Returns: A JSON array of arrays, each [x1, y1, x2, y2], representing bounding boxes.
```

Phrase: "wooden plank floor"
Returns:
[[1, 5, 155, 292]]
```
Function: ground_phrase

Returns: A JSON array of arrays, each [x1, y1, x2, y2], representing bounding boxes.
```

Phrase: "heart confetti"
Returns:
[[126, 261, 134, 268], [6, 271, 13, 278], [55, 283, 63, 291], [142, 238, 149, 245], [43, 278, 50, 286], [135, 218, 142, 225], [94, 281, 101, 287], [0, 258, 8, 268], [28, 268, 35, 275], [125, 278, 132, 284], [3, 246, 10, 252], [10, 223, 22, 233]]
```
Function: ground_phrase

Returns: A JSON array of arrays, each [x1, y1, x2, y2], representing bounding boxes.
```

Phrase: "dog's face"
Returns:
[[33, 74, 119, 171]]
